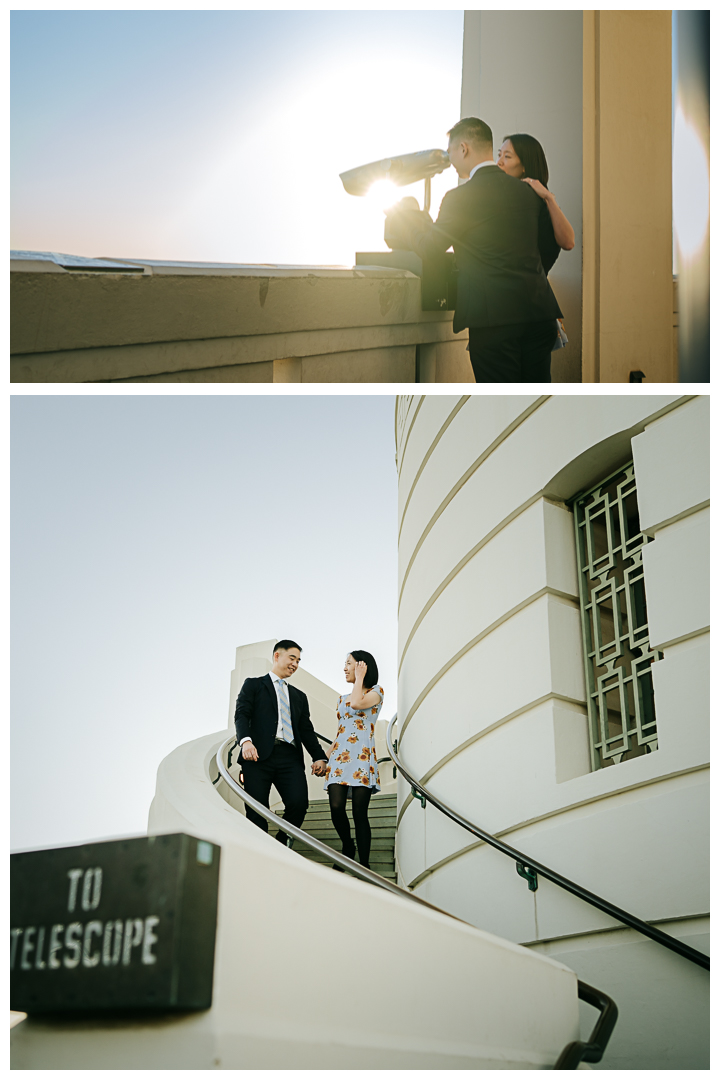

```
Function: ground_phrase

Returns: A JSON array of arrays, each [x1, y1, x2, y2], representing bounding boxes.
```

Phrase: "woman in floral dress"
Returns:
[[324, 651, 383, 869]]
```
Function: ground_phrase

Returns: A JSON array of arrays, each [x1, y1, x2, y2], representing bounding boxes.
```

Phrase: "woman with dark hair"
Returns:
[[324, 651, 383, 870], [497, 133, 575, 273]]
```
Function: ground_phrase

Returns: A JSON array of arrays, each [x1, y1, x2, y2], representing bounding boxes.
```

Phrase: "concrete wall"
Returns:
[[394, 395, 709, 1069], [461, 11, 583, 383], [10, 257, 472, 384]]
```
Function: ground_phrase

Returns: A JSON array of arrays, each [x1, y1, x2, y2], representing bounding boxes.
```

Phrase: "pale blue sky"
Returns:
[[11, 395, 399, 850], [11, 10, 464, 264]]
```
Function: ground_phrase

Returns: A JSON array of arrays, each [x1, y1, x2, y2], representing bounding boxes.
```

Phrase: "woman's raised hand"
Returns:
[[355, 660, 368, 686], [522, 177, 550, 201]]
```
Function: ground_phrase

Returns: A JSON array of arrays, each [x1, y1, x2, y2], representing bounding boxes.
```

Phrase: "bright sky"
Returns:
[[11, 10, 464, 265], [11, 395, 399, 851]]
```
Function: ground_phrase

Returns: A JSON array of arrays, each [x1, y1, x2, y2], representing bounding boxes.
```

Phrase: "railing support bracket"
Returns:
[[411, 786, 426, 810], [516, 862, 538, 892]]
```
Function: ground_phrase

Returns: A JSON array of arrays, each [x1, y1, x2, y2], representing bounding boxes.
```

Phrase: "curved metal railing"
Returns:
[[386, 715, 709, 972], [213, 731, 618, 1069], [213, 735, 457, 918], [554, 982, 618, 1070]]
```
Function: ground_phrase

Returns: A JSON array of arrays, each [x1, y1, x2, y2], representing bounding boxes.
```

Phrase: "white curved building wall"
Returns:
[[395, 395, 709, 1070]]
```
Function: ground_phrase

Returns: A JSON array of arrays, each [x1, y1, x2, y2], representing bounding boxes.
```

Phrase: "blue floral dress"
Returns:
[[324, 685, 383, 794]]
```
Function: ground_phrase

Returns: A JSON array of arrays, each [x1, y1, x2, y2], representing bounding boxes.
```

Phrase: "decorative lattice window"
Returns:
[[571, 462, 661, 769]]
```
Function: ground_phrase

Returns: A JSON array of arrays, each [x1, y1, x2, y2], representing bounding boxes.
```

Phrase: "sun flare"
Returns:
[[365, 180, 403, 211]]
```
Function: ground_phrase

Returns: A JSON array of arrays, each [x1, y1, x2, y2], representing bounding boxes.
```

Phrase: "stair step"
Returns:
[[303, 811, 397, 824], [296, 837, 397, 850], [291, 823, 397, 835], [269, 794, 398, 882], [305, 796, 398, 806]]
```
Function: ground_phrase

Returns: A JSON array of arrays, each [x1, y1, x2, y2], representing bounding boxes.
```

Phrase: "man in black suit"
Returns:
[[235, 639, 328, 844], [384, 117, 562, 383]]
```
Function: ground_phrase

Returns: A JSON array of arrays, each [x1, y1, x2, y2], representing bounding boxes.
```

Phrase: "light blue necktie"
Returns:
[[277, 680, 294, 744]]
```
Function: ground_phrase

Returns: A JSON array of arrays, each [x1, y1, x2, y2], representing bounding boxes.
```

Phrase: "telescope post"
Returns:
[[423, 177, 432, 213]]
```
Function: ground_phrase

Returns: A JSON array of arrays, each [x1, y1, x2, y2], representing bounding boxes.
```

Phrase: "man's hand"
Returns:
[[311, 760, 327, 777], [384, 199, 433, 251], [241, 741, 259, 762]]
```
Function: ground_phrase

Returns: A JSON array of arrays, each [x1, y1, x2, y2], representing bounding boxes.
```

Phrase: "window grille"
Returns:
[[571, 462, 661, 769]]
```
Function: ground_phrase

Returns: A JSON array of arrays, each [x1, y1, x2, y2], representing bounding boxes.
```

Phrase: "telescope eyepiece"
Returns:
[[340, 148, 450, 197]]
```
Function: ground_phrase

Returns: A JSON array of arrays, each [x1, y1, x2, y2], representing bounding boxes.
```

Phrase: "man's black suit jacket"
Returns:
[[397, 165, 562, 333], [234, 674, 328, 765]]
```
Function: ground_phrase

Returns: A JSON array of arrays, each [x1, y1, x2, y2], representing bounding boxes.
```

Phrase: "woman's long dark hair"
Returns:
[[503, 133, 550, 187], [350, 650, 379, 690]]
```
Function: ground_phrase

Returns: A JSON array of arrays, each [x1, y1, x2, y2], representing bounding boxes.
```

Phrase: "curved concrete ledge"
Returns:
[[10, 255, 471, 383]]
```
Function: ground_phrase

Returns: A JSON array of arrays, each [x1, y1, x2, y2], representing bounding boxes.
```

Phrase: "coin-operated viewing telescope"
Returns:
[[339, 148, 449, 211], [339, 148, 457, 312]]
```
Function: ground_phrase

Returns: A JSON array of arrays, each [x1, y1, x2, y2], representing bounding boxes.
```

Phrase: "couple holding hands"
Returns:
[[234, 640, 383, 870]]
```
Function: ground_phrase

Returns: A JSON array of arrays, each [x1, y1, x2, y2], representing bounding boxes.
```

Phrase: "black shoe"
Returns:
[[332, 841, 355, 872]]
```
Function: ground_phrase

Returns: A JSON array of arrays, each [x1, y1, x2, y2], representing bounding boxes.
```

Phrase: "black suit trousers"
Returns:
[[242, 742, 309, 844], [468, 319, 558, 383]]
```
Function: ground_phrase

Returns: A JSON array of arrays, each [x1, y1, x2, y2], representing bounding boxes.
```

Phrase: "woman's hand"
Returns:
[[525, 179, 575, 250], [522, 177, 551, 201], [354, 660, 368, 687]]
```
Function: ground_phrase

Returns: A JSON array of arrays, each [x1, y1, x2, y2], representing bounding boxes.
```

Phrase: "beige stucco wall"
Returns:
[[394, 395, 709, 1069], [582, 11, 674, 382]]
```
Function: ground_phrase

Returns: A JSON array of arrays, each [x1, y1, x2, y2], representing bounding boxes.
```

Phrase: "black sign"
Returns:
[[10, 833, 220, 1014]]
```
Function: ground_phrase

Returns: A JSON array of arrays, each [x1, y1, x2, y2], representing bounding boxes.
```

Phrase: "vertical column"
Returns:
[[582, 11, 673, 382], [461, 11, 583, 382], [673, 11, 710, 381]]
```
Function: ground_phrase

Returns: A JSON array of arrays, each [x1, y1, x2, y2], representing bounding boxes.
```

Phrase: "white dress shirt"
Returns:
[[239, 670, 294, 746], [469, 160, 496, 179]]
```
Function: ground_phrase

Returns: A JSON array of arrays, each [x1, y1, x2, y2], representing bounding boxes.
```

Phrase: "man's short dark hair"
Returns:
[[273, 639, 302, 655], [447, 117, 493, 153]]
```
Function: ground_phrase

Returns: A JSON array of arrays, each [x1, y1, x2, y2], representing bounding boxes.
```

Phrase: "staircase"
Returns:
[[269, 793, 398, 881]]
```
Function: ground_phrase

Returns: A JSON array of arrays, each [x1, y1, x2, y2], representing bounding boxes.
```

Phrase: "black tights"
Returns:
[[328, 784, 371, 867]]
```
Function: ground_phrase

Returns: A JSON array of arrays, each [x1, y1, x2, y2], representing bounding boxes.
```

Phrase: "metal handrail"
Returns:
[[387, 715, 710, 971], [554, 981, 619, 1069], [213, 736, 458, 919], [213, 732, 617, 1069]]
